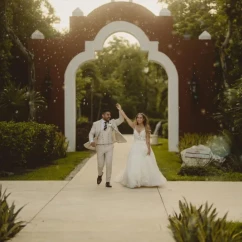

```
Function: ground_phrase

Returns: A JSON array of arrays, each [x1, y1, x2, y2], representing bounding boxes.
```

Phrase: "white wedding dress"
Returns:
[[116, 129, 167, 188]]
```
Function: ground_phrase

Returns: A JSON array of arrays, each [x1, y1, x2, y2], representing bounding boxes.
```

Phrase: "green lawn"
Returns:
[[0, 151, 91, 181], [153, 139, 242, 181]]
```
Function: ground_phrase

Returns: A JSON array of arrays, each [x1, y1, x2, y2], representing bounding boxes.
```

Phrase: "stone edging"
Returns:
[[65, 152, 96, 181]]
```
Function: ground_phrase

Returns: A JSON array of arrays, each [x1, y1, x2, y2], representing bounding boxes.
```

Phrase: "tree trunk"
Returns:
[[77, 105, 81, 120], [97, 97, 102, 120], [0, 0, 11, 86], [90, 79, 94, 123], [220, 19, 232, 87], [2, 0, 36, 121], [0, 1, 7, 31], [144, 75, 148, 112]]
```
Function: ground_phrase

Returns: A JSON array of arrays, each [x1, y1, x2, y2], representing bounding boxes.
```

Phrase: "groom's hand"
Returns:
[[90, 142, 96, 147]]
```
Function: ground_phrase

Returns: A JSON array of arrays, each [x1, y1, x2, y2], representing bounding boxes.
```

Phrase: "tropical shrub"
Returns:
[[178, 133, 214, 152], [178, 165, 224, 176], [162, 122, 168, 138], [76, 116, 88, 125], [0, 80, 46, 122], [0, 185, 25, 241], [213, 78, 242, 135], [0, 122, 67, 171], [179, 131, 242, 173], [76, 122, 93, 151], [169, 199, 242, 242]]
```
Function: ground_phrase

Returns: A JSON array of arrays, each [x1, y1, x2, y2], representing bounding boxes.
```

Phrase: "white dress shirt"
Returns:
[[101, 119, 108, 130]]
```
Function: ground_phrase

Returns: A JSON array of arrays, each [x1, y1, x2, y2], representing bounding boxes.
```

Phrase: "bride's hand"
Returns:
[[147, 148, 151, 156], [116, 103, 122, 110]]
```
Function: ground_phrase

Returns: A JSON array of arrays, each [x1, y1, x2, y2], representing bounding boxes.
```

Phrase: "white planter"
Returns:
[[151, 135, 158, 145]]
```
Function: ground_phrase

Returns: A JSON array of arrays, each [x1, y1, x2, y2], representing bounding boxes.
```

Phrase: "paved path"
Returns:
[[1, 135, 242, 242]]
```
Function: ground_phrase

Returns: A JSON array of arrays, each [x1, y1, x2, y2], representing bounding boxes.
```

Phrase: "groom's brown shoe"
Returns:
[[106, 182, 112, 188], [97, 172, 103, 185]]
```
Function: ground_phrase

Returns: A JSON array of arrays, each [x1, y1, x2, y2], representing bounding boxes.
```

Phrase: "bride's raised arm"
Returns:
[[116, 103, 135, 129]]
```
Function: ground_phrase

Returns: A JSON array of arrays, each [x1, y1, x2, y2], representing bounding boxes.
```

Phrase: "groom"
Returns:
[[88, 106, 126, 188]]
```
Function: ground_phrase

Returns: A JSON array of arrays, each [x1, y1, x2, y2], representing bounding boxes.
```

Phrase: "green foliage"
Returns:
[[0, 122, 68, 171], [77, 37, 168, 121], [163, 0, 226, 41], [0, 80, 46, 121], [178, 133, 214, 152], [162, 0, 242, 82], [229, 222, 242, 234], [178, 165, 223, 176], [149, 118, 165, 134], [162, 122, 168, 138], [54, 132, 68, 159], [206, 130, 232, 157], [178, 131, 242, 173], [0, 39, 12, 87], [0, 80, 27, 121], [159, 0, 242, 144], [223, 154, 242, 173], [7, 0, 60, 41], [76, 71, 91, 110], [76, 122, 93, 151], [179, 130, 239, 156], [0, 0, 60, 93], [168, 199, 242, 242], [0, 2, 12, 87], [77, 116, 89, 125], [0, 185, 25, 241], [213, 78, 242, 134], [153, 138, 242, 181]]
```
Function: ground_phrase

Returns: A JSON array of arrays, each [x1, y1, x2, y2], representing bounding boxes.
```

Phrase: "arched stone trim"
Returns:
[[64, 21, 179, 152]]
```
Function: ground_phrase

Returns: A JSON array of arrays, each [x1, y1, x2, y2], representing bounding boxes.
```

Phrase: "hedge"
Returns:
[[0, 122, 68, 171], [76, 122, 93, 151]]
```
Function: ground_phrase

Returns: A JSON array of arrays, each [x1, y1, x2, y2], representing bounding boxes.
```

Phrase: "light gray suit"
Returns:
[[88, 111, 126, 182]]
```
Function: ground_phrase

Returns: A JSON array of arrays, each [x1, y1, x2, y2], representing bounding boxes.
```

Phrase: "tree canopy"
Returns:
[[76, 37, 168, 122], [161, 0, 242, 84]]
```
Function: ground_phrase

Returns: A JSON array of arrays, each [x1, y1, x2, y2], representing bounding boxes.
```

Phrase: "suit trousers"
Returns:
[[96, 144, 114, 182]]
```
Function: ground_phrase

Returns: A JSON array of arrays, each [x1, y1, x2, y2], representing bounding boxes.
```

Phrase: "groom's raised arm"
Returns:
[[114, 111, 124, 126], [89, 123, 96, 143]]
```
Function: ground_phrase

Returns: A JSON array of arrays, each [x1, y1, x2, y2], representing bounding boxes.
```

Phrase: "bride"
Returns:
[[115, 103, 167, 189]]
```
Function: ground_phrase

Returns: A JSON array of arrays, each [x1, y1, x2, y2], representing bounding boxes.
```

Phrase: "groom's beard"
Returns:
[[103, 118, 111, 122]]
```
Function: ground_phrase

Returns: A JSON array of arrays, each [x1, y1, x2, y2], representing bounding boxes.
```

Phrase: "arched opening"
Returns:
[[103, 32, 140, 47], [76, 33, 168, 146], [64, 21, 179, 152]]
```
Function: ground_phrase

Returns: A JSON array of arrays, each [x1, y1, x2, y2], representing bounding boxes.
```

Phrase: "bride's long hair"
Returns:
[[135, 113, 151, 134]]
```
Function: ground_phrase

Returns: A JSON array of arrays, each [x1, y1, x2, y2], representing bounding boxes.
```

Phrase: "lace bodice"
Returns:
[[133, 129, 146, 142]]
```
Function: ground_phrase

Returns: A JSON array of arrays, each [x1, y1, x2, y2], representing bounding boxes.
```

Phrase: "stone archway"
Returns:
[[64, 21, 179, 152]]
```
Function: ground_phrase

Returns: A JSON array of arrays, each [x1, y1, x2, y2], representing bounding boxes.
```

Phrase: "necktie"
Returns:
[[104, 121, 107, 130]]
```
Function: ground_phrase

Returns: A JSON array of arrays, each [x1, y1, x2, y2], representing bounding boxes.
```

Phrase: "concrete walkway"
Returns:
[[1, 135, 242, 242]]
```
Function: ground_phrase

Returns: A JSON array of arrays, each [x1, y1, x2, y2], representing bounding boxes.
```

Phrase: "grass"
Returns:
[[0, 151, 91, 181], [153, 138, 242, 181]]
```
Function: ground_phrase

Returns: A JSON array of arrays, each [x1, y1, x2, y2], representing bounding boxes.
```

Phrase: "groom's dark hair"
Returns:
[[102, 110, 111, 114]]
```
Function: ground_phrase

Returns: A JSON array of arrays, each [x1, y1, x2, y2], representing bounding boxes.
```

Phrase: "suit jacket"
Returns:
[[84, 111, 127, 150]]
